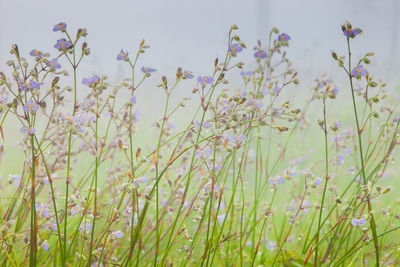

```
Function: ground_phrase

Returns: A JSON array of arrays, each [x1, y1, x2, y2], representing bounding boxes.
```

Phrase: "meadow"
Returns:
[[0, 21, 399, 266]]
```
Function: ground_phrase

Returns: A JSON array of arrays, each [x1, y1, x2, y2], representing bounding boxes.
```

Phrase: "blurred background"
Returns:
[[1, 0, 399, 87]]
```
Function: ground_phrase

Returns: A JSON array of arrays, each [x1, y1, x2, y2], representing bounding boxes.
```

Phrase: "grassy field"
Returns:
[[0, 21, 399, 267]]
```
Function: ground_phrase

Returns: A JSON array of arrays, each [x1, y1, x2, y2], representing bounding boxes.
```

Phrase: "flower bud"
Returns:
[[331, 51, 338, 60]]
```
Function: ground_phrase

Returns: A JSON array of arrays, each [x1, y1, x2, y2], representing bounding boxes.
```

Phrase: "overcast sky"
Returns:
[[0, 0, 399, 91]]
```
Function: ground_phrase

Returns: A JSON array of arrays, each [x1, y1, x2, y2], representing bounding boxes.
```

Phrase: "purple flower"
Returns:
[[79, 222, 92, 232], [269, 176, 284, 185], [8, 174, 21, 186], [266, 241, 277, 251], [314, 177, 323, 185], [130, 96, 136, 104], [29, 49, 43, 60], [53, 22, 67, 32], [141, 67, 156, 74], [21, 80, 40, 91], [48, 223, 57, 231], [36, 203, 50, 217], [195, 121, 211, 129], [334, 121, 341, 129], [54, 38, 73, 50], [204, 183, 219, 194], [248, 98, 263, 109], [337, 155, 345, 165], [229, 43, 243, 54], [42, 240, 49, 251], [114, 230, 124, 239], [351, 65, 367, 78], [217, 214, 226, 224], [344, 28, 361, 38], [21, 127, 35, 135], [286, 168, 297, 177], [261, 89, 269, 96], [273, 86, 281, 94], [47, 59, 61, 70], [80, 98, 94, 109], [133, 176, 148, 187], [24, 100, 39, 113], [195, 147, 212, 158], [117, 49, 129, 61], [82, 75, 100, 87], [278, 33, 291, 41], [230, 134, 246, 144], [29, 81, 41, 89], [330, 87, 339, 98], [197, 76, 213, 85], [351, 218, 366, 227], [70, 205, 81, 216], [254, 50, 266, 59], [183, 71, 193, 79], [240, 71, 253, 76]]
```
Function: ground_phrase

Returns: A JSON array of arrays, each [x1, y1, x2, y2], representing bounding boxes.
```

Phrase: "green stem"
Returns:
[[346, 38, 380, 267], [29, 135, 37, 267], [314, 96, 329, 266]]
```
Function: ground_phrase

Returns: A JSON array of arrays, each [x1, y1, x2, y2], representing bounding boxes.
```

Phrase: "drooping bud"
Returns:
[[176, 67, 182, 79], [331, 51, 338, 60]]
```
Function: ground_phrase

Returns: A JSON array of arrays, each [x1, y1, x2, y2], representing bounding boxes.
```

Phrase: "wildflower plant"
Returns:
[[0, 21, 399, 267]]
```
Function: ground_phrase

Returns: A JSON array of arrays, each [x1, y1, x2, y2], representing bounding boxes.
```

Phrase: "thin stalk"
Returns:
[[346, 38, 380, 267], [29, 135, 37, 267], [87, 88, 99, 266], [314, 96, 329, 266], [64, 42, 78, 265]]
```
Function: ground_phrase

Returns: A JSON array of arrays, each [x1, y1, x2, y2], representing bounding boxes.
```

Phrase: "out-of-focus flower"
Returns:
[[70, 205, 81, 216], [197, 76, 213, 85], [141, 67, 156, 76], [254, 50, 266, 59], [42, 240, 49, 251], [229, 43, 243, 56], [47, 59, 61, 70], [54, 38, 73, 50], [36, 203, 50, 217], [266, 241, 277, 251], [278, 33, 290, 41], [351, 218, 366, 227], [79, 221, 92, 232], [21, 80, 41, 91], [286, 168, 297, 177], [8, 174, 21, 186], [344, 28, 361, 38], [82, 75, 100, 87], [183, 71, 193, 79], [53, 22, 67, 32], [80, 98, 94, 109], [269, 176, 284, 185], [113, 230, 124, 239], [240, 70, 253, 76], [351, 65, 367, 78], [273, 86, 281, 94], [332, 121, 341, 131], [314, 177, 323, 186], [23, 100, 39, 113], [21, 127, 35, 135], [204, 183, 220, 194], [117, 49, 129, 61], [195, 121, 211, 129], [195, 147, 212, 158], [29, 49, 43, 60], [133, 176, 148, 187]]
